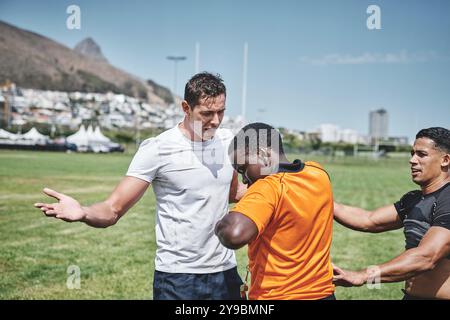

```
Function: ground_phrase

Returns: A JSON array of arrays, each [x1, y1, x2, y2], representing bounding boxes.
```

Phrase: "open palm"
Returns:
[[34, 188, 85, 222], [332, 263, 366, 287]]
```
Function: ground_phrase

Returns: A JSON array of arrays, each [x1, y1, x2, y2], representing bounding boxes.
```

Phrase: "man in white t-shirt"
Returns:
[[34, 72, 246, 299]]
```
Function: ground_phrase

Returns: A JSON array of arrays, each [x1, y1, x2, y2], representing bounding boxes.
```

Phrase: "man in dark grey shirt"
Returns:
[[395, 183, 450, 256], [333, 127, 450, 300]]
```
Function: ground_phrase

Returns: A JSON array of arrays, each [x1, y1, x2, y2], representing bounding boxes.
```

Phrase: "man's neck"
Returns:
[[268, 154, 291, 174], [421, 175, 450, 194], [179, 119, 202, 142]]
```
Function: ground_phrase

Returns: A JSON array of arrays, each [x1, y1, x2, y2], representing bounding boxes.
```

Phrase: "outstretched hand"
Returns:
[[34, 188, 85, 222], [332, 263, 367, 287]]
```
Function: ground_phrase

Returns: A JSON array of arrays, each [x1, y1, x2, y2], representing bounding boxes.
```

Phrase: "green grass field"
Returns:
[[0, 149, 416, 299]]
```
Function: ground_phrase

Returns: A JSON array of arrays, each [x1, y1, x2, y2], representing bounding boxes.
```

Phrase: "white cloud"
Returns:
[[299, 51, 440, 66]]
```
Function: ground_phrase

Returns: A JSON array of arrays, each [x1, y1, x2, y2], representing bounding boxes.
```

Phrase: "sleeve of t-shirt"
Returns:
[[231, 179, 280, 237], [126, 137, 160, 183], [394, 190, 422, 221], [432, 186, 450, 230]]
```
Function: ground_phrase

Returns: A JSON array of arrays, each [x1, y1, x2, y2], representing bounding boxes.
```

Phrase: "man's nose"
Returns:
[[409, 154, 418, 165], [210, 113, 220, 127]]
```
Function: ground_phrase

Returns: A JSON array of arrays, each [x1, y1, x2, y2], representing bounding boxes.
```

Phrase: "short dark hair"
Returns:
[[229, 123, 285, 168], [416, 127, 450, 153], [184, 72, 226, 108]]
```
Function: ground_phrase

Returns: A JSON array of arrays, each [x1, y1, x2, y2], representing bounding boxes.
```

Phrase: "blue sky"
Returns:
[[1, 0, 449, 142]]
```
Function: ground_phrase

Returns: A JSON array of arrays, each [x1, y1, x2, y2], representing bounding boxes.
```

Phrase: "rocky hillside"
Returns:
[[0, 20, 173, 105], [74, 37, 108, 63]]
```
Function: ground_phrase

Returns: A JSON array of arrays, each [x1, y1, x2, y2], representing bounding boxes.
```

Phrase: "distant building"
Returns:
[[318, 124, 340, 143], [369, 109, 389, 142], [317, 124, 362, 144], [388, 136, 410, 146], [0, 81, 15, 128], [340, 128, 359, 144]]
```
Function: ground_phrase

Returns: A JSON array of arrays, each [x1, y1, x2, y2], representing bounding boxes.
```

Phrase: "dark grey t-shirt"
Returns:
[[394, 183, 450, 258]]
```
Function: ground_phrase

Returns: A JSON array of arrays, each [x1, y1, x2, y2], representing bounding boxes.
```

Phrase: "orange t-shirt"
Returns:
[[232, 161, 334, 300]]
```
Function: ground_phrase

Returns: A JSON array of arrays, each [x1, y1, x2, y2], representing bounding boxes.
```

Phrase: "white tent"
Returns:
[[20, 127, 49, 144], [0, 128, 19, 140], [86, 124, 95, 141], [93, 126, 111, 143], [86, 125, 110, 153], [66, 125, 116, 152], [66, 125, 89, 148]]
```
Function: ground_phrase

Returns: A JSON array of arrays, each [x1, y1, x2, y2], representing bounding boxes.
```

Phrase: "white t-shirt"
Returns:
[[126, 125, 237, 273]]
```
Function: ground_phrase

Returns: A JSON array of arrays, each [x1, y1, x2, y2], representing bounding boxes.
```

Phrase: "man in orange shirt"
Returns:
[[215, 122, 335, 300]]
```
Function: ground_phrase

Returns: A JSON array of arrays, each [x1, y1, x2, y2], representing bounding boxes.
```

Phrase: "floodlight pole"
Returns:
[[167, 56, 187, 97]]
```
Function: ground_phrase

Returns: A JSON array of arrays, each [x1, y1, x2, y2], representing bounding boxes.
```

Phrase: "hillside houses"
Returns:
[[2, 86, 184, 130]]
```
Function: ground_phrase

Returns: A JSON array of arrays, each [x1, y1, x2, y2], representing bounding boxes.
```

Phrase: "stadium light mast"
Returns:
[[241, 42, 248, 121], [166, 55, 187, 97]]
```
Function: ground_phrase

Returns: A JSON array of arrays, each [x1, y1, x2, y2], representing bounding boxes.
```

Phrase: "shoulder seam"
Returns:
[[305, 163, 331, 181]]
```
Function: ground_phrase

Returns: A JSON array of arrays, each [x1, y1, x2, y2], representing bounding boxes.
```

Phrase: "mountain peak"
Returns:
[[0, 21, 168, 105], [74, 37, 108, 62]]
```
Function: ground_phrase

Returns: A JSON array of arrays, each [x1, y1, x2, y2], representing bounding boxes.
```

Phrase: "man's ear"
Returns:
[[442, 153, 450, 168], [181, 100, 191, 115]]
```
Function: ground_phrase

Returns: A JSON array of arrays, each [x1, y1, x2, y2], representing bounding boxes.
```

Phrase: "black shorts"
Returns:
[[320, 293, 336, 300], [153, 267, 244, 300]]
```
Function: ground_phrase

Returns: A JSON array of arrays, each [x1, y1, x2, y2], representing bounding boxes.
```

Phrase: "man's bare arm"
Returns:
[[334, 227, 450, 286], [334, 202, 403, 233], [34, 176, 149, 228], [376, 226, 450, 282], [215, 211, 258, 249]]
